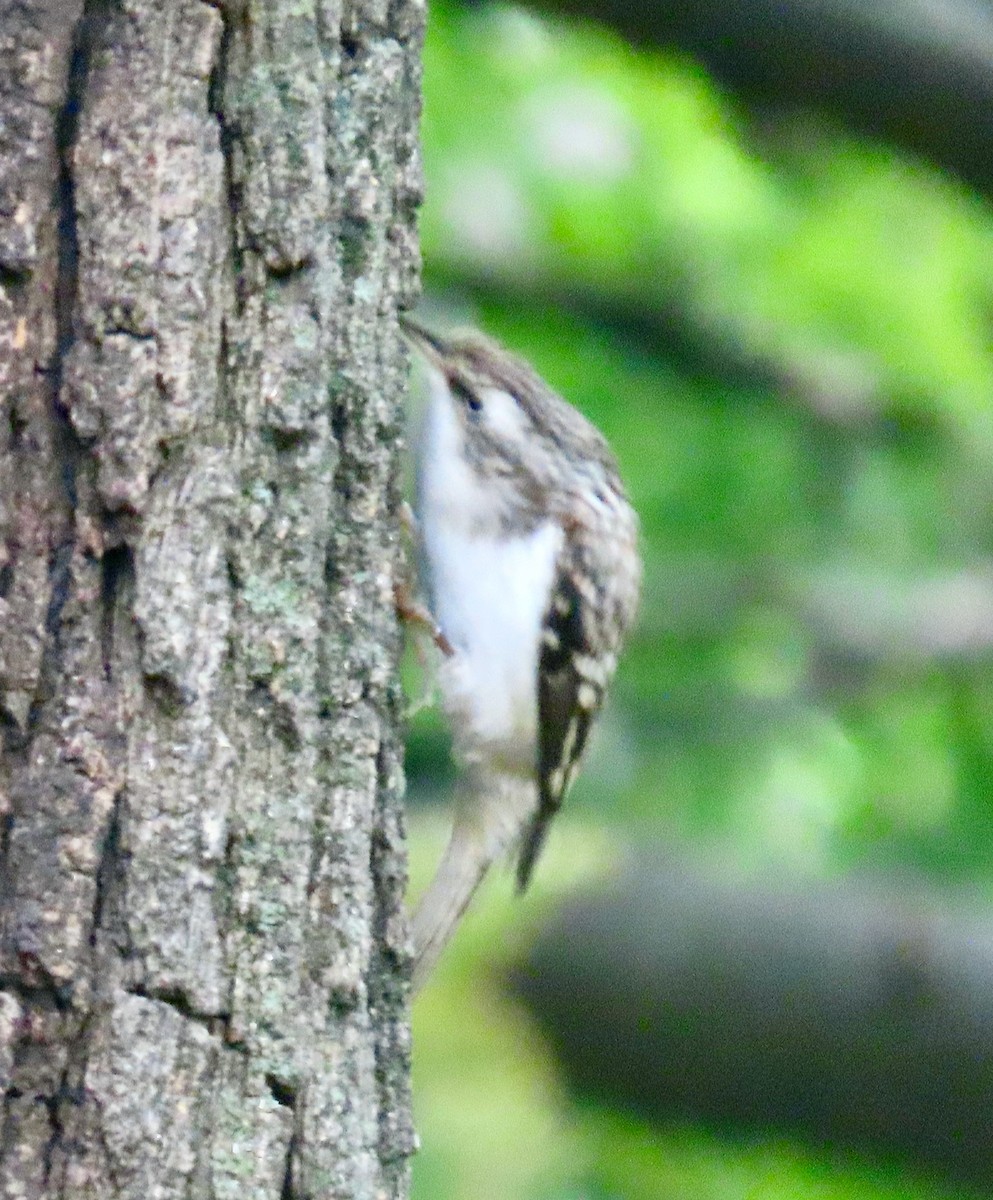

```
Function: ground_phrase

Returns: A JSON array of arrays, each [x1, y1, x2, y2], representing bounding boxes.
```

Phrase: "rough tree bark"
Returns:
[[0, 0, 422, 1197]]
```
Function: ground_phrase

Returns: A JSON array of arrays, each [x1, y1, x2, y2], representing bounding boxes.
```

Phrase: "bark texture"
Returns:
[[0, 0, 423, 1196]]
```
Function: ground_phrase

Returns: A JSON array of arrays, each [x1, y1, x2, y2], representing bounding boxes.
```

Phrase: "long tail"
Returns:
[[410, 820, 496, 992], [410, 771, 535, 993]]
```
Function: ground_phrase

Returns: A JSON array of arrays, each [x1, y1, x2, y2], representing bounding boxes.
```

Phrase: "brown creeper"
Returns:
[[401, 316, 641, 990]]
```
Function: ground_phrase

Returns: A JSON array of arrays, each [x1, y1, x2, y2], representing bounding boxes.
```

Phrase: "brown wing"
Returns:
[[515, 563, 605, 892]]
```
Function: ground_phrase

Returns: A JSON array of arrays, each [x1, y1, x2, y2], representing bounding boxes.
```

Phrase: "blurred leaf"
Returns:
[[409, 1, 993, 1196]]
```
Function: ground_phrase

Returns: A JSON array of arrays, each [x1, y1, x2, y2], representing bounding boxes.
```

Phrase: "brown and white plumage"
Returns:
[[402, 317, 640, 990]]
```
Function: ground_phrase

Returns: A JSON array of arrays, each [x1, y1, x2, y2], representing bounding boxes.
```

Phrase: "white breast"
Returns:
[[416, 367, 563, 772]]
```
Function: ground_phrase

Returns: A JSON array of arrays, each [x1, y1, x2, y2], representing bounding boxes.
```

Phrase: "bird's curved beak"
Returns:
[[399, 314, 450, 369]]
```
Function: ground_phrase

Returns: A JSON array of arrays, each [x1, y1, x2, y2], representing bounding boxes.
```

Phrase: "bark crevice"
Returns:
[[279, 1128, 298, 1200], [99, 543, 133, 679], [89, 782, 124, 952], [207, 0, 244, 294], [123, 985, 230, 1033], [54, 0, 114, 383], [265, 1073, 297, 1109]]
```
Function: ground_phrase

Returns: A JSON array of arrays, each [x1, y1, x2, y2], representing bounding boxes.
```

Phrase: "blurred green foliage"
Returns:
[[407, 1, 993, 1197]]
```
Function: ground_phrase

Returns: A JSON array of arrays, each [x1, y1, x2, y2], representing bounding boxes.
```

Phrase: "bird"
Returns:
[[400, 315, 641, 991]]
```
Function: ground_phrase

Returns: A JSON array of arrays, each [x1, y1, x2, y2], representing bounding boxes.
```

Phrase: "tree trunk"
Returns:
[[0, 1, 422, 1196]]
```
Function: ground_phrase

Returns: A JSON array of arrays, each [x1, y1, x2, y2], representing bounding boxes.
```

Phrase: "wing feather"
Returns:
[[515, 562, 604, 891]]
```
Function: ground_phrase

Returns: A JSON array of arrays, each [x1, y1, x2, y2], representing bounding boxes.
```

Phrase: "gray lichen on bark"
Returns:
[[0, 0, 423, 1195]]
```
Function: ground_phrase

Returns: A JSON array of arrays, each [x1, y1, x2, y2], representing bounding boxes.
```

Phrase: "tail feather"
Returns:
[[514, 811, 550, 894], [410, 822, 495, 992], [410, 770, 537, 993]]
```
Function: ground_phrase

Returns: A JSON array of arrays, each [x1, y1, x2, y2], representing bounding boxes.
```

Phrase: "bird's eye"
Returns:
[[450, 377, 482, 413]]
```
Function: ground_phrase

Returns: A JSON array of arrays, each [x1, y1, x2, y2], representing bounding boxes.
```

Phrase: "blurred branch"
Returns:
[[518, 0, 993, 199], [803, 566, 993, 662], [428, 266, 886, 429], [514, 863, 993, 1187]]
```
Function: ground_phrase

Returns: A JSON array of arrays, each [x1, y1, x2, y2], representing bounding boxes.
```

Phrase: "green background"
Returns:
[[405, 3, 993, 1196]]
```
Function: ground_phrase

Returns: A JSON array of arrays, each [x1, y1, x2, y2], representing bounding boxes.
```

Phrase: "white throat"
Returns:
[[416, 368, 563, 770]]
